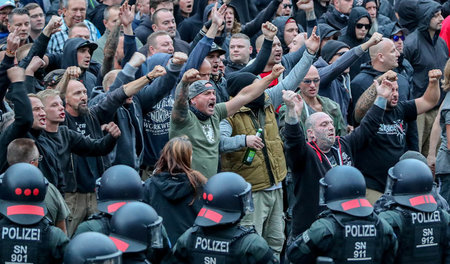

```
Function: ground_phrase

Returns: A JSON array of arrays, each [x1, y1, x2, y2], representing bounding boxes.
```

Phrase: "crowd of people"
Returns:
[[0, 0, 449, 262]]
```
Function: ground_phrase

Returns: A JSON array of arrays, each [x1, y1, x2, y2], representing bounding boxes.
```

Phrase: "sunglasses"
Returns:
[[303, 78, 320, 84], [392, 35, 405, 42], [356, 23, 370, 29], [336, 51, 346, 56], [283, 4, 292, 8]]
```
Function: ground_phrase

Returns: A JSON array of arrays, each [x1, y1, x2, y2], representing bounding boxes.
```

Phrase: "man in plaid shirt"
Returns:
[[47, 0, 99, 54]]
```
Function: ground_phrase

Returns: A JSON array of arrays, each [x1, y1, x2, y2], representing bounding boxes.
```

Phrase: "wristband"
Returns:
[[5, 49, 15, 57], [146, 75, 153, 82]]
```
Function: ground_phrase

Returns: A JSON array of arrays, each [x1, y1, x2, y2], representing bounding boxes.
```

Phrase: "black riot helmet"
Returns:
[[194, 172, 254, 227], [319, 166, 373, 217], [109, 202, 163, 253], [386, 158, 437, 212], [64, 232, 122, 264], [96, 165, 144, 215], [0, 163, 48, 225]]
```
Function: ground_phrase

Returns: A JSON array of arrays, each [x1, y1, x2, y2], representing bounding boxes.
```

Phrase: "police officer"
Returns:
[[108, 201, 167, 264], [378, 159, 450, 264], [171, 172, 279, 264], [64, 232, 122, 263], [0, 163, 69, 263], [73, 164, 145, 236], [286, 166, 398, 264], [374, 151, 450, 213]]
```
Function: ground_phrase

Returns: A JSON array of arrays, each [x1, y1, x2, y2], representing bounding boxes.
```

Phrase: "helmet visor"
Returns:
[[385, 172, 396, 195], [240, 184, 254, 213], [148, 216, 163, 249], [85, 250, 122, 264], [319, 178, 327, 206]]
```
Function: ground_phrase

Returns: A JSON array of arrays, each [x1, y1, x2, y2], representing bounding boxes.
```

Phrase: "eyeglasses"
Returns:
[[283, 4, 292, 8], [392, 35, 405, 42], [356, 23, 370, 29], [303, 78, 320, 84]]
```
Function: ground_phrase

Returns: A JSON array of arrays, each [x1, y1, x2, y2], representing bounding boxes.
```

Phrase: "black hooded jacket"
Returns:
[[61, 38, 98, 98], [396, 0, 419, 32], [178, 0, 210, 43], [272, 16, 305, 55], [404, 0, 448, 99], [318, 5, 349, 30], [338, 7, 372, 78], [144, 172, 203, 244]]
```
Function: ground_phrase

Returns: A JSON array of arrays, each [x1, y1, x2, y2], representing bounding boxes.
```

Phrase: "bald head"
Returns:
[[369, 38, 391, 61], [199, 59, 212, 80], [305, 112, 332, 131], [369, 38, 400, 72]]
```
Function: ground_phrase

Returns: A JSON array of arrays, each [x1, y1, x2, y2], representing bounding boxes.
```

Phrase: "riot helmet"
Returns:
[[64, 232, 122, 264], [319, 166, 373, 217], [0, 163, 48, 225], [195, 172, 253, 227], [109, 202, 163, 253], [386, 158, 437, 212], [96, 165, 144, 215]]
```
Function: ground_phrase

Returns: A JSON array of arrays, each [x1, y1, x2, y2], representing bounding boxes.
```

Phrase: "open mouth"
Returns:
[[208, 102, 215, 109], [59, 112, 65, 119], [39, 118, 46, 125]]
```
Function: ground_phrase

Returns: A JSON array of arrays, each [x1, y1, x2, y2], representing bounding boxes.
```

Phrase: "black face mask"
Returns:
[[189, 105, 210, 121], [245, 94, 265, 110]]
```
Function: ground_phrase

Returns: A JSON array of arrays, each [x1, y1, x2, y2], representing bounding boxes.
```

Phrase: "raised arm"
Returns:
[[266, 26, 319, 107], [225, 64, 284, 116], [354, 70, 397, 123], [237, 22, 277, 75], [319, 32, 383, 88], [415, 69, 441, 115], [171, 69, 202, 124]]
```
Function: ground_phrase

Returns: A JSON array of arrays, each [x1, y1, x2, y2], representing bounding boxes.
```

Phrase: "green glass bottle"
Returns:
[[242, 128, 263, 165]]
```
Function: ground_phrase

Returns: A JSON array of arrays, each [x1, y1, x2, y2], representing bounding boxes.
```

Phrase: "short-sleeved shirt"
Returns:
[[437, 92, 450, 175], [169, 103, 228, 178], [45, 183, 70, 223]]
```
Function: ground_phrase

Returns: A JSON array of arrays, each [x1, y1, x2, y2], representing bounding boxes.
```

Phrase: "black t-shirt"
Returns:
[[65, 114, 99, 193], [356, 100, 417, 192]]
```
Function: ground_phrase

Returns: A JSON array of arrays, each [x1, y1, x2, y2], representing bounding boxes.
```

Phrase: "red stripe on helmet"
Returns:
[[204, 209, 223, 223], [341, 199, 360, 211], [109, 236, 129, 252], [7, 205, 44, 216], [198, 208, 206, 216], [409, 195, 425, 206], [107, 202, 127, 213]]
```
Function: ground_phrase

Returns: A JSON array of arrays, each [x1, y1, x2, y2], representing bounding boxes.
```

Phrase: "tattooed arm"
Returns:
[[102, 22, 120, 78], [171, 69, 201, 124], [354, 70, 397, 123]]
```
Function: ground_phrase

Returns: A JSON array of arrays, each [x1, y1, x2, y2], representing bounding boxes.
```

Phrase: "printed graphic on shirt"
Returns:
[[202, 124, 215, 144], [144, 95, 174, 136], [377, 119, 405, 142], [74, 121, 88, 136]]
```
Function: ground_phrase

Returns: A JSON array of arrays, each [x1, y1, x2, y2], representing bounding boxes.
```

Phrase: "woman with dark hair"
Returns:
[[143, 136, 207, 244]]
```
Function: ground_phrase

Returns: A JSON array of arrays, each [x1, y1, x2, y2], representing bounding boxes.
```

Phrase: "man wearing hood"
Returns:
[[59, 38, 97, 98], [177, 0, 210, 43], [318, 0, 353, 30], [338, 6, 372, 79], [219, 34, 318, 259], [404, 0, 448, 156]]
